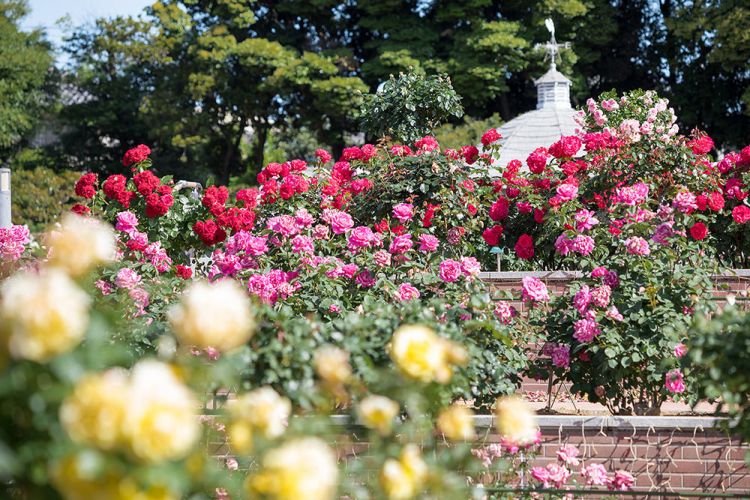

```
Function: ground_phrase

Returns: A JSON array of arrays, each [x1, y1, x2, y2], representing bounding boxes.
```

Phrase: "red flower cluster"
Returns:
[[687, 135, 714, 155], [102, 174, 136, 208], [482, 225, 504, 246], [193, 219, 226, 246], [74, 173, 97, 199], [145, 185, 174, 218], [515, 234, 535, 260], [175, 264, 193, 280], [122, 144, 152, 167], [203, 186, 229, 215], [481, 128, 502, 147], [549, 136, 582, 159]]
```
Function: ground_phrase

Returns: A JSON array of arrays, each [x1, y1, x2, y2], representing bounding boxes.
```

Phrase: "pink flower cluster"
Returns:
[[531, 444, 634, 491], [0, 225, 30, 261]]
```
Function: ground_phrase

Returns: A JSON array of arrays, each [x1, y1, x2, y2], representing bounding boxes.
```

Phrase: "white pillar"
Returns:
[[0, 167, 11, 228]]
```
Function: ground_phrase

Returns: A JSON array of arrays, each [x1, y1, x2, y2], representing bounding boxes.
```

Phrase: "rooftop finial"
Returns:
[[536, 18, 569, 70]]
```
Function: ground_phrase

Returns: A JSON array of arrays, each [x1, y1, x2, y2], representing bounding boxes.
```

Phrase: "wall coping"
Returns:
[[329, 414, 731, 431], [479, 269, 750, 281]]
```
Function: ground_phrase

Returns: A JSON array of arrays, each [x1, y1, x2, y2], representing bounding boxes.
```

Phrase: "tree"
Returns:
[[0, 0, 53, 162]]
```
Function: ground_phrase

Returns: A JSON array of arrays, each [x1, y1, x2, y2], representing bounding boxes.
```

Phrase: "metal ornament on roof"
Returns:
[[486, 18, 580, 174]]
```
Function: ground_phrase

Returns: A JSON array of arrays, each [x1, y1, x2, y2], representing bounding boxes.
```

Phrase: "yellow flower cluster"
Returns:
[[389, 325, 467, 383], [436, 404, 475, 441], [51, 452, 177, 500], [247, 437, 339, 500], [0, 269, 90, 362], [227, 387, 291, 453], [380, 444, 428, 499], [47, 213, 115, 277], [168, 280, 255, 352], [495, 396, 538, 445], [358, 394, 400, 436], [60, 360, 200, 464]]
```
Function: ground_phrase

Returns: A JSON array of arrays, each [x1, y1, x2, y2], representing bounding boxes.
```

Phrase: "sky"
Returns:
[[22, 0, 151, 48]]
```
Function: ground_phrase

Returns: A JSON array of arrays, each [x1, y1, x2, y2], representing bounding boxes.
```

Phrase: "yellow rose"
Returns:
[[247, 438, 339, 500], [358, 395, 400, 436], [47, 213, 115, 277], [168, 280, 255, 352], [123, 360, 201, 463], [436, 404, 475, 441], [229, 386, 291, 439], [390, 325, 463, 383], [60, 369, 130, 450], [380, 444, 428, 499], [0, 269, 90, 362], [495, 396, 538, 445], [313, 345, 352, 385], [51, 452, 178, 500]]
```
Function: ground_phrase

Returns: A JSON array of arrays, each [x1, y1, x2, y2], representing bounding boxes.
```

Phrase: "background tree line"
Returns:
[[1, 0, 749, 190]]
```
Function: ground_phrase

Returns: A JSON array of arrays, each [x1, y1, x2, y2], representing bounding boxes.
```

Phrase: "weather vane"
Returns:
[[535, 18, 570, 70]]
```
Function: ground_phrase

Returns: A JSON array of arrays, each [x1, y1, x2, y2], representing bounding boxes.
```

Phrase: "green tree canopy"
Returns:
[[0, 0, 53, 162]]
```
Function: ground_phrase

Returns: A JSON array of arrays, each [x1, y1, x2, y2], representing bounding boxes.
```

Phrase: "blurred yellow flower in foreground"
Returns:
[[380, 444, 428, 499], [437, 404, 475, 441], [51, 452, 178, 500], [168, 280, 255, 352], [314, 345, 352, 385], [358, 394, 400, 436], [389, 325, 467, 383], [124, 360, 201, 463], [247, 437, 339, 500], [495, 395, 538, 445], [0, 268, 90, 362], [229, 386, 291, 440], [47, 213, 115, 277], [60, 369, 130, 450]]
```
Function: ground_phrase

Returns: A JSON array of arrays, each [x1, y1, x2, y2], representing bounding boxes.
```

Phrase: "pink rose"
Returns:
[[551, 344, 570, 368], [397, 283, 420, 301], [115, 211, 139, 234], [573, 319, 601, 343], [665, 369, 686, 394], [610, 470, 634, 491], [493, 302, 517, 324], [582, 463, 609, 486], [291, 235, 314, 255], [373, 250, 391, 267], [418, 234, 439, 253], [389, 234, 413, 254], [439, 259, 462, 282], [114, 268, 141, 289], [392, 203, 415, 223], [625, 236, 650, 256], [327, 210, 354, 234], [460, 256, 481, 277], [556, 183, 579, 202], [556, 444, 580, 466], [673, 343, 687, 358], [521, 276, 549, 302], [348, 226, 376, 250]]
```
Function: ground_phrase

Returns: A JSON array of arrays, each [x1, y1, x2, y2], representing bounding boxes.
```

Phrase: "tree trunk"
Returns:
[[248, 123, 268, 181]]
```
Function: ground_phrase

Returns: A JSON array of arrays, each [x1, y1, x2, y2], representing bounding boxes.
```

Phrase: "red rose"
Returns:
[[122, 144, 151, 167], [71, 204, 90, 215], [482, 225, 504, 246], [193, 220, 226, 246], [489, 197, 510, 221], [236, 188, 259, 208], [549, 136, 582, 159], [460, 145, 479, 164], [689, 222, 708, 240], [422, 204, 438, 228], [467, 204, 478, 216], [175, 264, 193, 280], [74, 173, 97, 199], [707, 191, 725, 212], [695, 195, 708, 212], [687, 136, 714, 155], [533, 209, 545, 224], [133, 170, 161, 196], [732, 205, 750, 224], [740, 145, 750, 166], [315, 149, 332, 163], [526, 147, 549, 174], [514, 234, 534, 260], [481, 128, 502, 146], [102, 174, 126, 200]]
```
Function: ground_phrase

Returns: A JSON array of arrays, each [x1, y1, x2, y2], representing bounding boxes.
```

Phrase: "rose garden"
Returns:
[[2, 84, 750, 499]]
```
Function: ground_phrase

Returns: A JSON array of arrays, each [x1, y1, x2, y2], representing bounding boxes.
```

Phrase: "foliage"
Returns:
[[361, 72, 464, 143], [10, 167, 80, 230], [687, 306, 750, 444], [434, 114, 503, 150], [0, 0, 54, 162]]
